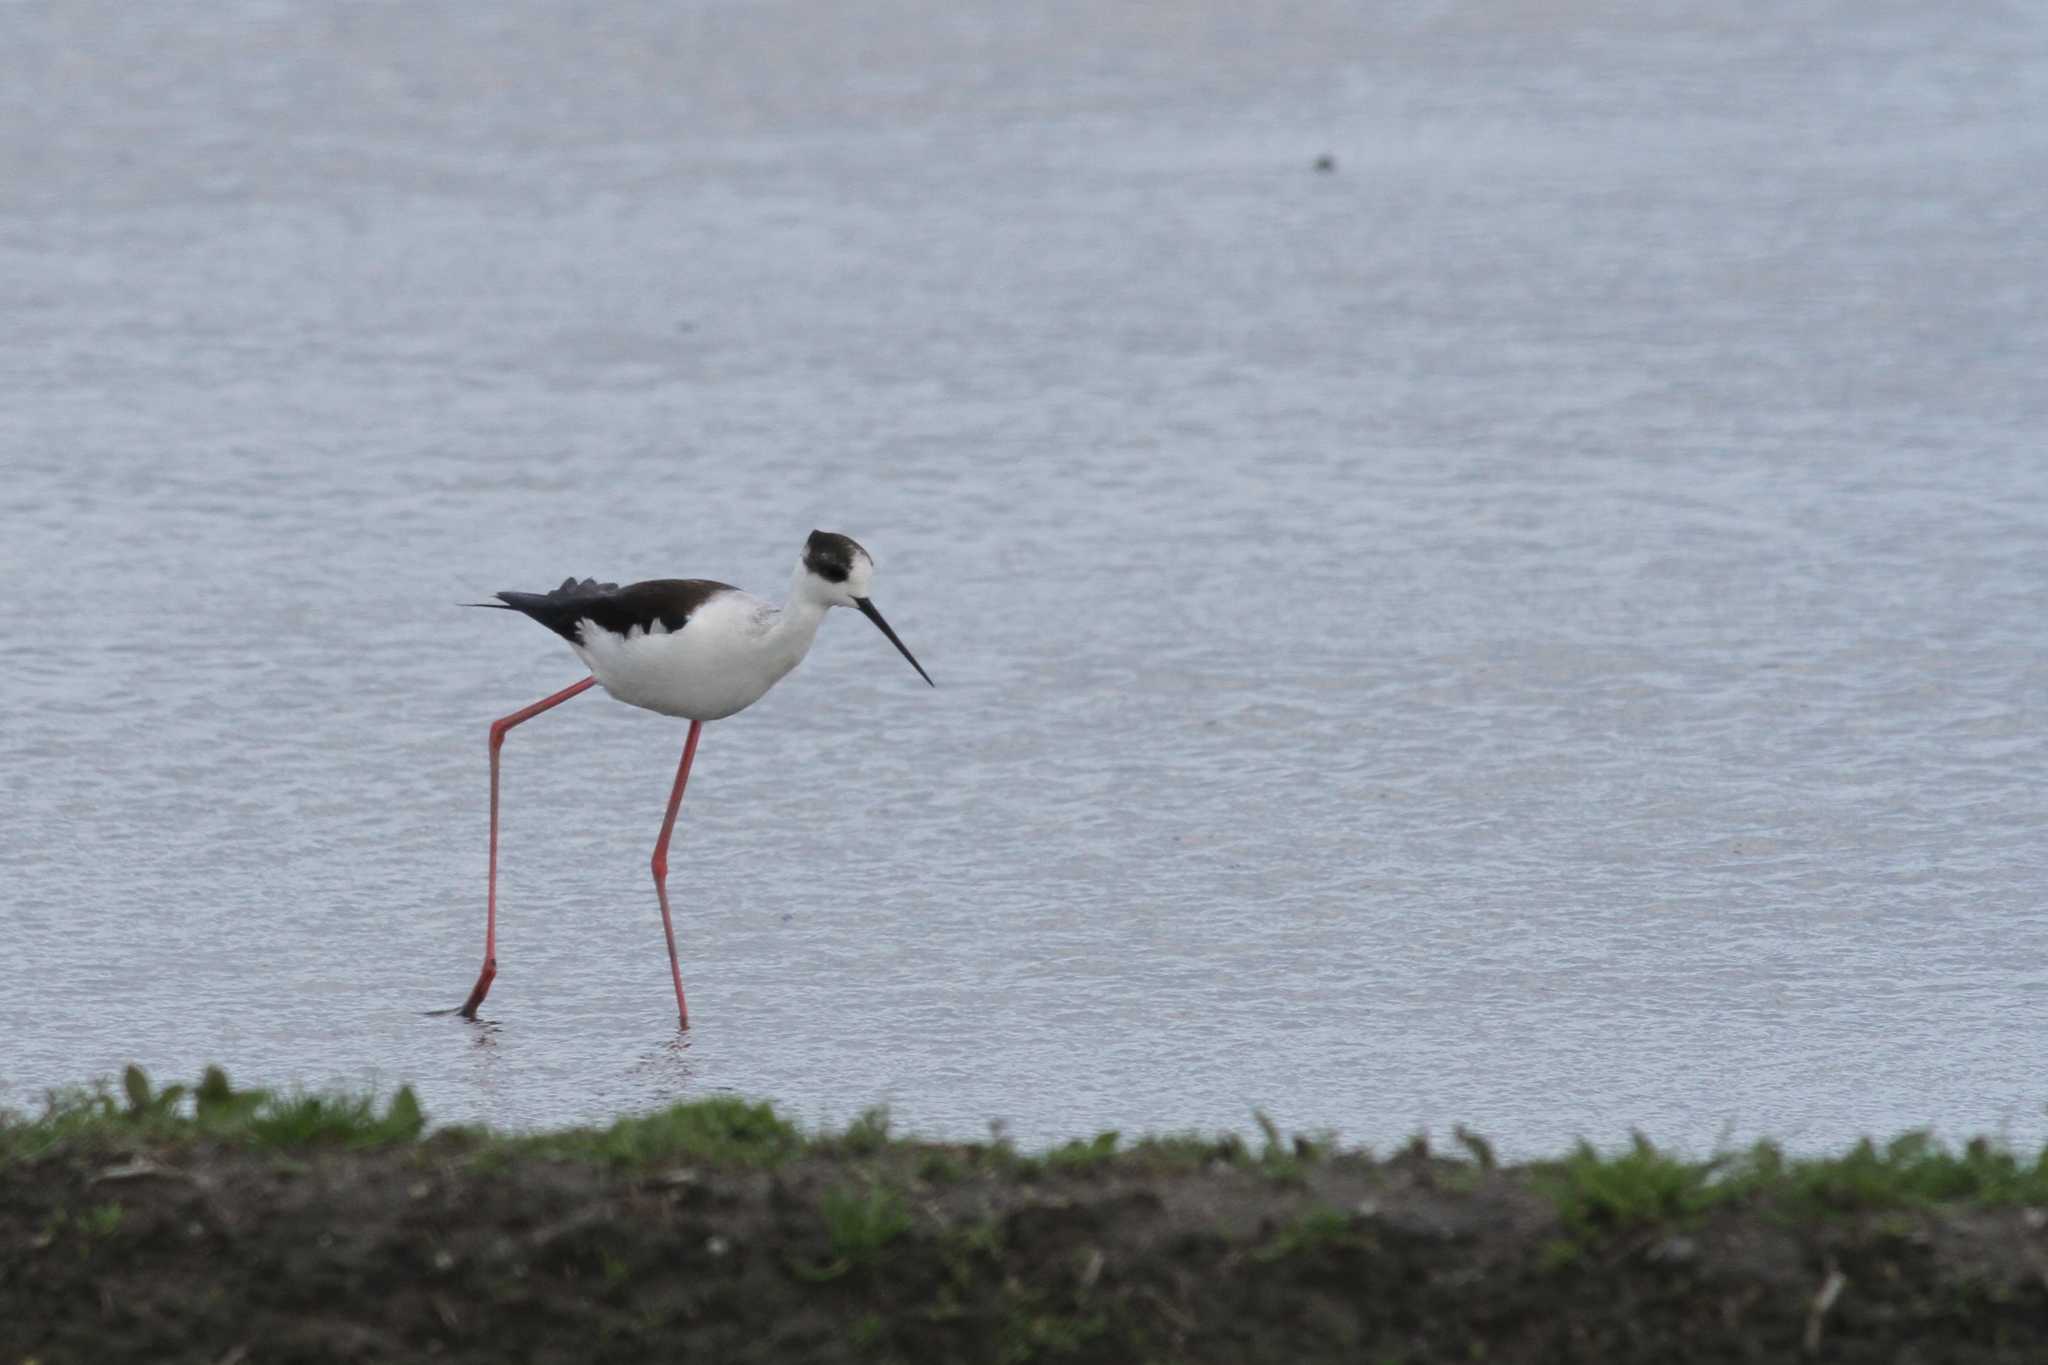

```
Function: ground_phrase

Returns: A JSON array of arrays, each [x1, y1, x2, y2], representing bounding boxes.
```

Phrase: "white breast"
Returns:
[[572, 589, 817, 721]]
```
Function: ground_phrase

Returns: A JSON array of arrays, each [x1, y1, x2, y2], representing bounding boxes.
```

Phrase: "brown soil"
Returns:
[[4, 1137, 2046, 1364]]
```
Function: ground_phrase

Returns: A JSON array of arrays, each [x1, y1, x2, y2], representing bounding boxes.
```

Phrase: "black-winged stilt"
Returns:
[[445, 530, 933, 1027]]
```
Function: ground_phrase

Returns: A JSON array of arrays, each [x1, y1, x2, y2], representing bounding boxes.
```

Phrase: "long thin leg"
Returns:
[[650, 720, 705, 1028], [454, 675, 598, 1018]]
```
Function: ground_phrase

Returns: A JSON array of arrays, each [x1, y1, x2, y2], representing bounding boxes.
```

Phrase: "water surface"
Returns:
[[3, 0, 2045, 1156]]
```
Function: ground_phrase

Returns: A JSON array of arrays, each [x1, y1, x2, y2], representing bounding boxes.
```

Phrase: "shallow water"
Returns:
[[3, 0, 2045, 1156]]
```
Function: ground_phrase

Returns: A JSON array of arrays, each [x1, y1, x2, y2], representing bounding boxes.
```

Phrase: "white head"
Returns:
[[796, 529, 934, 687]]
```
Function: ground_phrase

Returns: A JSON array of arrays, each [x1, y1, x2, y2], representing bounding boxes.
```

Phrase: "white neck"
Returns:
[[760, 568, 832, 661]]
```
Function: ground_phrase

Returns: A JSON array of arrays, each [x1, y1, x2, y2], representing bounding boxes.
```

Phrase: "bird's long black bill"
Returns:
[[855, 597, 935, 688]]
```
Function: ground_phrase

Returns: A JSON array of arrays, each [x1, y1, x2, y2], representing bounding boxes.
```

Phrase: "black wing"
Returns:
[[478, 577, 738, 644]]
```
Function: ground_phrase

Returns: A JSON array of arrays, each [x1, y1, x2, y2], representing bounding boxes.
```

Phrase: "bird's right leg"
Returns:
[[452, 675, 598, 1018], [648, 720, 705, 1029]]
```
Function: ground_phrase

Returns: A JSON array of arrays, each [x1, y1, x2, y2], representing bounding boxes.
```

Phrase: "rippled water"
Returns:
[[3, 1, 2045, 1156]]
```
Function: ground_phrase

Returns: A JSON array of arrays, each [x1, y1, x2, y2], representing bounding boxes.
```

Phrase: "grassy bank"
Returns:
[[5, 1069, 2047, 1363]]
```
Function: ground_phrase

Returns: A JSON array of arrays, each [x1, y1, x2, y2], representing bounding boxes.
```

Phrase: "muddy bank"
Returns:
[[4, 1088, 2047, 1363]]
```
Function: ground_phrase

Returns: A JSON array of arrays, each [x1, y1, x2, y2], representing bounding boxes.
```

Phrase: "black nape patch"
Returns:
[[803, 529, 866, 584], [488, 577, 736, 644]]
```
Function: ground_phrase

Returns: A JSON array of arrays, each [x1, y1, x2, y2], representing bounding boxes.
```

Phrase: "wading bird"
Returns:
[[444, 530, 933, 1026]]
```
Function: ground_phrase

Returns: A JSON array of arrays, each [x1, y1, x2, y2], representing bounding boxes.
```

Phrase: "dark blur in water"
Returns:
[[3, 1, 2045, 1155]]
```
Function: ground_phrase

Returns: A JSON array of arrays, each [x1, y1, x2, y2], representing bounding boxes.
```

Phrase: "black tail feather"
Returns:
[[468, 578, 628, 644]]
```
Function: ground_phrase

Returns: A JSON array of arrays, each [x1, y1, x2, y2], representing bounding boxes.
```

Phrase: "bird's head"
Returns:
[[797, 529, 934, 687], [800, 529, 874, 605]]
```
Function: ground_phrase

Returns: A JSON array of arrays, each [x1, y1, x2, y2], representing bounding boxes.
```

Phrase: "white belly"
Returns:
[[570, 591, 814, 721]]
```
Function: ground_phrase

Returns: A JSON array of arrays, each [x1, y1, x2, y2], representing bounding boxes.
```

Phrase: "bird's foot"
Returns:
[[423, 958, 496, 1018]]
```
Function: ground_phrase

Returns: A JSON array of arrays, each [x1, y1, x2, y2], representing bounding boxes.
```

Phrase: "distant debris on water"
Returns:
[[1313, 154, 1337, 173]]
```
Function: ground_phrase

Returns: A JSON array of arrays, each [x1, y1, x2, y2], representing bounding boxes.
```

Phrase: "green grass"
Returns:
[[80, 1201, 126, 1240], [1045, 1130, 1121, 1172], [915, 1150, 965, 1183], [1253, 1206, 1358, 1263], [1250, 1112, 1335, 1183], [1760, 1132, 2048, 1212], [511, 1095, 801, 1168], [1534, 1129, 2048, 1236], [1539, 1132, 1722, 1232], [825, 1183, 912, 1262], [245, 1088, 426, 1149], [0, 1066, 425, 1163], [849, 1311, 887, 1349], [1124, 1133, 1248, 1171], [1452, 1125, 1497, 1172], [793, 1183, 913, 1281], [11, 1066, 2048, 1229], [837, 1106, 894, 1156]]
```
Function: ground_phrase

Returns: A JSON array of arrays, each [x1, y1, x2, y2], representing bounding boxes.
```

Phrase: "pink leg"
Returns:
[[650, 720, 704, 1028], [455, 675, 598, 1018]]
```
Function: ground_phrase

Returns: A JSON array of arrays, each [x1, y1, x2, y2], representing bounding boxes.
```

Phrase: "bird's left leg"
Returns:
[[649, 720, 704, 1028], [443, 674, 597, 1019]]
